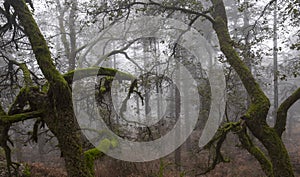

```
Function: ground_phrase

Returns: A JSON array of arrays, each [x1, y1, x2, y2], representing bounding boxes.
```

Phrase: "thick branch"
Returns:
[[11, 0, 67, 86], [210, 0, 270, 134], [237, 126, 274, 177], [8, 87, 28, 115], [275, 87, 300, 136], [9, 60, 33, 86], [122, 1, 215, 23], [63, 67, 135, 84], [1, 111, 42, 124]]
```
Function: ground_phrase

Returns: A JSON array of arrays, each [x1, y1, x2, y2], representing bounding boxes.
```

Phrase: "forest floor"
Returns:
[[1, 131, 300, 177]]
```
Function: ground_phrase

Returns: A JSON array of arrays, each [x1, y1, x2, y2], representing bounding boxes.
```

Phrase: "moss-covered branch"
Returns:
[[1, 111, 42, 124], [8, 87, 28, 115], [63, 67, 135, 84], [275, 87, 300, 136], [7, 86, 44, 116], [11, 0, 65, 86], [200, 121, 273, 177], [8, 60, 33, 87], [198, 122, 236, 175], [84, 148, 103, 176], [237, 126, 274, 177], [84, 138, 117, 176]]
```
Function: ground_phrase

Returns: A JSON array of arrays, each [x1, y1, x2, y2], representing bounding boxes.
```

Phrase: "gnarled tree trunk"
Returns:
[[210, 0, 294, 176], [10, 0, 92, 176]]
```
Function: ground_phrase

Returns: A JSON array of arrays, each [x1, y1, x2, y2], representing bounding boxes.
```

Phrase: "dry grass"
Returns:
[[5, 131, 300, 177], [29, 163, 67, 177]]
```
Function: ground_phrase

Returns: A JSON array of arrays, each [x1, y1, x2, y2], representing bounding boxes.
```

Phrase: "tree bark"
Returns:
[[10, 0, 92, 176], [68, 0, 77, 71], [210, 0, 294, 176]]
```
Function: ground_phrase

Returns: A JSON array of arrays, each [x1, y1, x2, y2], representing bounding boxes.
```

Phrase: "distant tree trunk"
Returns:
[[37, 128, 46, 162], [56, 0, 70, 66], [68, 0, 77, 71], [56, 0, 77, 71], [13, 125, 23, 162], [174, 55, 181, 170], [273, 0, 279, 118], [183, 70, 191, 151], [243, 0, 251, 108]]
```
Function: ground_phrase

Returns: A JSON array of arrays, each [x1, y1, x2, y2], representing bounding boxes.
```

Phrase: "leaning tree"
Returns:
[[102, 0, 299, 176], [0, 0, 135, 176]]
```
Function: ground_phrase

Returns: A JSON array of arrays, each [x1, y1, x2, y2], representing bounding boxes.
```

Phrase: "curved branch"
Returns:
[[121, 1, 215, 23], [8, 60, 33, 86], [275, 87, 300, 136], [63, 67, 135, 84], [197, 122, 234, 176], [237, 126, 274, 177], [0, 52, 33, 86], [95, 38, 140, 66]]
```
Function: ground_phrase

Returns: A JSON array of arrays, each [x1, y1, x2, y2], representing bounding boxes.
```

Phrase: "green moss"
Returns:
[[84, 147, 103, 176], [110, 138, 118, 148], [84, 138, 118, 176], [0, 147, 5, 158], [22, 163, 31, 177], [1, 111, 42, 124], [11, 1, 92, 176], [211, 1, 294, 176], [84, 148, 103, 161], [99, 86, 106, 94], [19, 63, 33, 86], [96, 138, 111, 153], [63, 67, 135, 84], [41, 82, 49, 93], [237, 127, 274, 177]]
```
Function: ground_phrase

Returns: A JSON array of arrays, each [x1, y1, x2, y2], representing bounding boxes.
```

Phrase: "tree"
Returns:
[[0, 0, 133, 176], [1, 0, 300, 177], [210, 1, 293, 176], [107, 0, 299, 176], [55, 0, 78, 71]]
